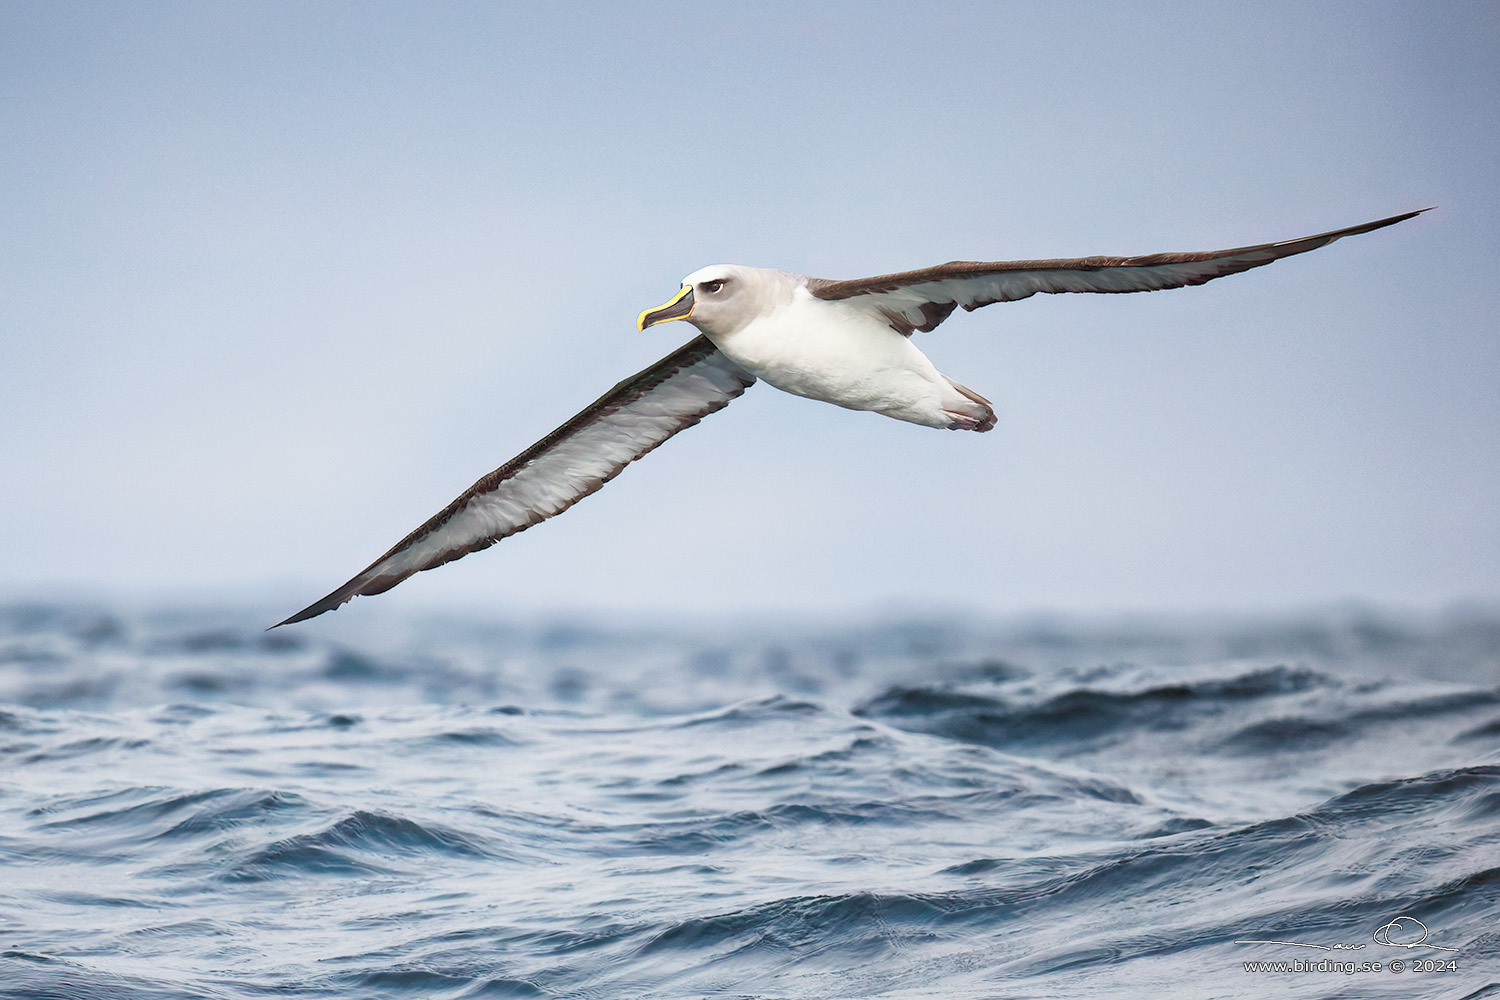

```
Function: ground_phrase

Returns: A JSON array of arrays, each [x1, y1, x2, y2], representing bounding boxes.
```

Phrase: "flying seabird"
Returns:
[[273, 209, 1426, 626]]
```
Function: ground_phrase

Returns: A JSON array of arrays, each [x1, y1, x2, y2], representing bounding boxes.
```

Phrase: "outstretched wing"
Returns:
[[806, 209, 1428, 336], [273, 335, 756, 626]]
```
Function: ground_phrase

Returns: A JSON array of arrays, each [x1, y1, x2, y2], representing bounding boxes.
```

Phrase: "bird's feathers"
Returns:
[[806, 209, 1427, 335], [274, 336, 754, 626]]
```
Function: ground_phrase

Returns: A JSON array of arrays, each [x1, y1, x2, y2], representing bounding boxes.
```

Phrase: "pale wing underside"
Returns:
[[274, 336, 755, 626], [806, 209, 1427, 335]]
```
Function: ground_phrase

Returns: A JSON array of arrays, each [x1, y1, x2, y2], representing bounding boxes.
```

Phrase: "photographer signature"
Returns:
[[1236, 915, 1458, 953]]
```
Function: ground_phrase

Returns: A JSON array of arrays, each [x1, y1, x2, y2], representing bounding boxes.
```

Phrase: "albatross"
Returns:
[[274, 209, 1426, 626]]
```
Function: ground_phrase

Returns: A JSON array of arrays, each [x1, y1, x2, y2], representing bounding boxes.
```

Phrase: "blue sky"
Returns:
[[2, 2, 1496, 621]]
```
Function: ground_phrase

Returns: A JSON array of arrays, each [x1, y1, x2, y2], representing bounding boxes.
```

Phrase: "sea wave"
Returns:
[[1, 602, 1497, 998]]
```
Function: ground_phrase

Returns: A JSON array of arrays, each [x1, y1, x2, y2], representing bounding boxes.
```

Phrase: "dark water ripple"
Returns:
[[0, 603, 1497, 998]]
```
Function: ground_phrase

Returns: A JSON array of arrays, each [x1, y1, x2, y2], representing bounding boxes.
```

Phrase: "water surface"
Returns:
[[2, 603, 1497, 998]]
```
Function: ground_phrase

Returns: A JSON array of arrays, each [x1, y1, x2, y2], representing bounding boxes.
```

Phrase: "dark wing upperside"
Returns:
[[273, 335, 756, 627], [805, 209, 1429, 336]]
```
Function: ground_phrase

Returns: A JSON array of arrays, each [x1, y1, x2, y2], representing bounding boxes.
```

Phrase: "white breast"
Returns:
[[707, 289, 947, 413]]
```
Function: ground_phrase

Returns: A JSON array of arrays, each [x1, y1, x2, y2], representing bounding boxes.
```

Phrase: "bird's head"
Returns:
[[637, 265, 794, 338]]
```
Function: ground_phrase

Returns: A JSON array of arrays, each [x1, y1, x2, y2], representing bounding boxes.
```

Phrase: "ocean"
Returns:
[[1, 601, 1496, 999]]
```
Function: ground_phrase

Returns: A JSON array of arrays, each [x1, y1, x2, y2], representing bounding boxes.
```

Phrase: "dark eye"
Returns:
[[703, 279, 725, 294]]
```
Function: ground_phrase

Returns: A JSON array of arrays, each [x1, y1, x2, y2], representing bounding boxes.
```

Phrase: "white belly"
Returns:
[[705, 294, 954, 424]]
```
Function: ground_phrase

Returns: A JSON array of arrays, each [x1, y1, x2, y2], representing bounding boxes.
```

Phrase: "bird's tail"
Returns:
[[943, 378, 997, 432]]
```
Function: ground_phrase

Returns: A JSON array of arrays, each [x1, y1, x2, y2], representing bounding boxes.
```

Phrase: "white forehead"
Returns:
[[679, 264, 804, 290], [681, 264, 742, 286]]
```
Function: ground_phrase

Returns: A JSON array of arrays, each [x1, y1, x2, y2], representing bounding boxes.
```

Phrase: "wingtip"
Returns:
[[266, 612, 308, 631], [1303, 207, 1433, 249], [1361, 207, 1432, 230], [1386, 206, 1436, 225], [267, 591, 350, 629], [266, 606, 321, 630]]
